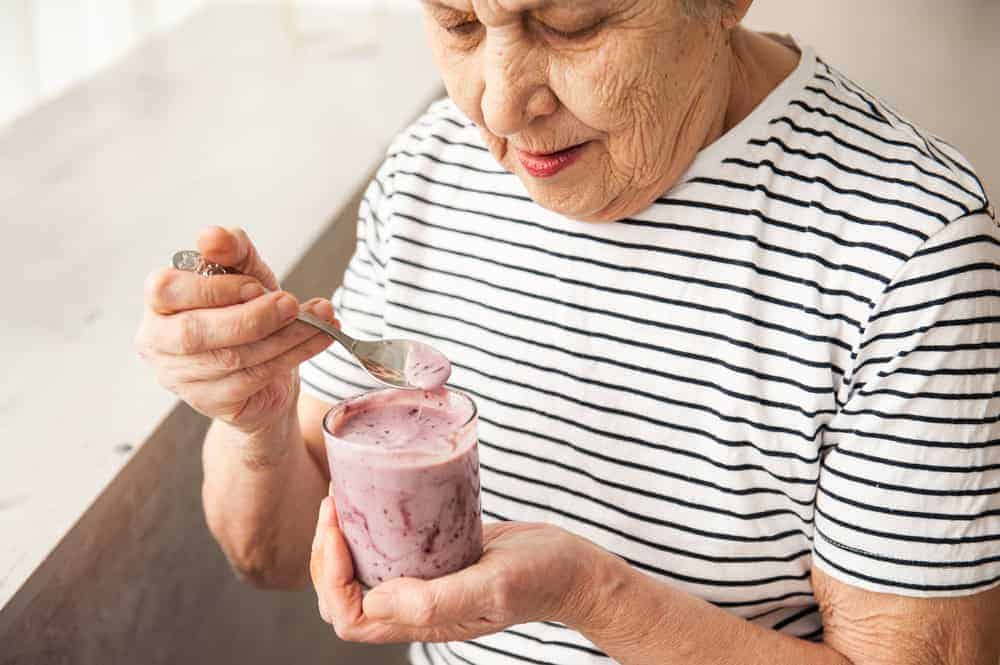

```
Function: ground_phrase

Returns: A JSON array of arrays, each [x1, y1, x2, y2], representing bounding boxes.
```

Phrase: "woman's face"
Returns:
[[421, 0, 734, 222]]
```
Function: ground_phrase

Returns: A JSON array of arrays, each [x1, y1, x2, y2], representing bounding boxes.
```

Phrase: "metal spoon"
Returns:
[[171, 250, 451, 391]]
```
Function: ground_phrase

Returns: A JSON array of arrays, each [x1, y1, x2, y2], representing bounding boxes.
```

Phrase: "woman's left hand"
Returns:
[[309, 495, 602, 644]]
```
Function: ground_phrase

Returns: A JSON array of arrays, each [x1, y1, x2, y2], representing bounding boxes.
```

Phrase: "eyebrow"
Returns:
[[422, 0, 588, 11]]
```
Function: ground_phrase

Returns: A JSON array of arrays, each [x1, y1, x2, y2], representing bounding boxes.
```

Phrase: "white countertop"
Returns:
[[0, 4, 441, 610]]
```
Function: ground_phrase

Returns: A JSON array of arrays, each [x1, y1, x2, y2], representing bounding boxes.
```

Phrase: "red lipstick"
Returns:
[[516, 143, 587, 178]]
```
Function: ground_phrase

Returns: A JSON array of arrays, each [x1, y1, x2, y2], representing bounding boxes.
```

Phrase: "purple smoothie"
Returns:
[[323, 387, 481, 587]]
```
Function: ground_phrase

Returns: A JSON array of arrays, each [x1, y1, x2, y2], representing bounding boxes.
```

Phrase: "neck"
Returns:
[[721, 28, 800, 133]]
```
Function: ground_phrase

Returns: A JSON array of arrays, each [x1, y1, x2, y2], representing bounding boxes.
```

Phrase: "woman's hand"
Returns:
[[135, 226, 338, 435], [310, 496, 602, 644]]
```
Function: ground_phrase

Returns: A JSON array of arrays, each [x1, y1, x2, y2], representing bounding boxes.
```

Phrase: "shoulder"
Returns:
[[753, 53, 992, 247]]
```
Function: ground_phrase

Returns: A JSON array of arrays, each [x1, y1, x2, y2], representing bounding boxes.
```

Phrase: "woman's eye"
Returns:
[[539, 19, 602, 41], [443, 18, 481, 36]]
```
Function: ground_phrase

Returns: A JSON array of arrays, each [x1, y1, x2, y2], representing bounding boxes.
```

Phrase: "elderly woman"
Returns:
[[136, 0, 1000, 663]]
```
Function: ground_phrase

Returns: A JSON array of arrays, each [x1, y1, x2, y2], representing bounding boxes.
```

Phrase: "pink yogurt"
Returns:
[[323, 387, 481, 587]]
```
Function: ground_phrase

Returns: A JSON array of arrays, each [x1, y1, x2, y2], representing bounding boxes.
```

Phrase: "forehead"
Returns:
[[426, 0, 601, 11]]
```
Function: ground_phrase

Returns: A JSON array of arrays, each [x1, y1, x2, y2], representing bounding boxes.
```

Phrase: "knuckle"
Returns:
[[144, 268, 175, 305], [490, 573, 515, 617], [176, 313, 203, 354], [211, 346, 242, 371], [333, 620, 359, 642], [412, 599, 437, 626]]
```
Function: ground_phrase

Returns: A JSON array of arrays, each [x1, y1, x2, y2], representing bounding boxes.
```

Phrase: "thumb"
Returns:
[[197, 226, 280, 291]]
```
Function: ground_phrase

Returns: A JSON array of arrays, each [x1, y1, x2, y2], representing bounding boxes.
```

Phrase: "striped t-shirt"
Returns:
[[301, 45, 999, 664]]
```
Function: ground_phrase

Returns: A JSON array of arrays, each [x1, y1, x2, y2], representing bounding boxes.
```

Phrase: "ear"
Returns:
[[722, 0, 753, 29]]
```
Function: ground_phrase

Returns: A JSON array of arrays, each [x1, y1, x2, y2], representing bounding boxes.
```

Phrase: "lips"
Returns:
[[516, 142, 588, 178]]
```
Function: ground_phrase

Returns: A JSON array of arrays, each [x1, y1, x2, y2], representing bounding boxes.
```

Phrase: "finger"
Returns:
[[180, 331, 334, 411], [198, 226, 280, 291], [314, 499, 368, 636], [364, 569, 490, 627], [156, 300, 337, 382], [150, 290, 300, 354], [145, 267, 267, 316]]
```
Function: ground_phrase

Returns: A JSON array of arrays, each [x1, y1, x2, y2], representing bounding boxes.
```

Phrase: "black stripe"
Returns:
[[502, 627, 607, 658], [339, 303, 383, 321], [395, 216, 865, 336], [443, 352, 825, 459], [800, 626, 825, 642], [852, 341, 1000, 378], [481, 457, 815, 548], [814, 66, 886, 122], [456, 380, 820, 486], [805, 79, 892, 127], [400, 171, 874, 307], [928, 136, 990, 199], [460, 639, 561, 665], [815, 503, 1000, 545], [393, 243, 854, 359], [912, 233, 1000, 259], [713, 589, 816, 609], [308, 353, 376, 392], [397, 187, 887, 303], [391, 317, 830, 447], [788, 99, 941, 164], [813, 548, 1000, 592], [397, 168, 532, 203], [748, 136, 969, 212], [870, 289, 1000, 322], [721, 157, 947, 229], [859, 315, 1000, 350], [832, 446, 1000, 474], [641, 198, 890, 285], [436, 643, 471, 665], [388, 296, 837, 419], [486, 485, 812, 581], [822, 463, 1000, 497], [770, 116, 978, 208], [816, 526, 1000, 569], [880, 365, 1000, 378], [770, 605, 819, 632], [477, 413, 815, 507], [885, 262, 1000, 294], [390, 148, 509, 174], [818, 483, 1000, 521], [391, 273, 840, 393], [822, 424, 999, 450], [838, 404, 999, 427], [804, 84, 887, 126], [405, 130, 490, 153], [668, 180, 912, 259]]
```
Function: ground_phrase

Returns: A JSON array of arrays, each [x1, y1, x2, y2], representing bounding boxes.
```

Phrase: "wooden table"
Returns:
[[0, 5, 440, 663]]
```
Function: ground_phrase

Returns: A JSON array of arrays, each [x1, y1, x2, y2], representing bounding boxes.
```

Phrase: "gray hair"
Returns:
[[679, 0, 736, 19]]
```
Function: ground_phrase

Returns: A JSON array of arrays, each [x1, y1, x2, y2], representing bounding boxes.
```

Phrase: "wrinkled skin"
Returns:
[[421, 0, 752, 222]]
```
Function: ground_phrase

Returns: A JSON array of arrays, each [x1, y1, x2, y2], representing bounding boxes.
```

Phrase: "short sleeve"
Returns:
[[814, 211, 1000, 597], [299, 157, 396, 403]]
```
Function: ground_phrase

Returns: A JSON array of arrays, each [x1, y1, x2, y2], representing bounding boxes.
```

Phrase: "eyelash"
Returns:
[[441, 17, 602, 41], [443, 18, 481, 37]]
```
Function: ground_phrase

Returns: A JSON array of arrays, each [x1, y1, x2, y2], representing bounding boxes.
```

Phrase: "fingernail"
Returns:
[[363, 591, 395, 620], [311, 300, 334, 321], [240, 283, 265, 302], [277, 295, 297, 320]]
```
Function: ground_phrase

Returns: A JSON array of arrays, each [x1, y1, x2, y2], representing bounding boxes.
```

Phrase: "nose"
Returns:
[[480, 36, 558, 137]]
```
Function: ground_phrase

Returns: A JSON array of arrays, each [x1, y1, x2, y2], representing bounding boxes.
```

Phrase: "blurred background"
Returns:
[[0, 2, 997, 664]]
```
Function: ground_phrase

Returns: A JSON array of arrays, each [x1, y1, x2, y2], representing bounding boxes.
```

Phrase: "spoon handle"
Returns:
[[171, 250, 356, 349], [296, 310, 356, 351]]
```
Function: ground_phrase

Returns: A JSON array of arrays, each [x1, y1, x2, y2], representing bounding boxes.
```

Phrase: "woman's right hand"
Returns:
[[135, 227, 338, 435]]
